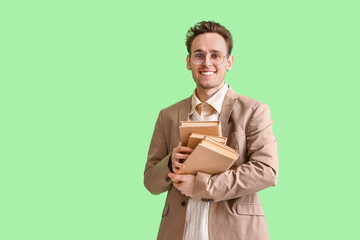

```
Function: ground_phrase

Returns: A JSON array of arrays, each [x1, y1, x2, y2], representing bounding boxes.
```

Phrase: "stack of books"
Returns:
[[179, 121, 239, 175]]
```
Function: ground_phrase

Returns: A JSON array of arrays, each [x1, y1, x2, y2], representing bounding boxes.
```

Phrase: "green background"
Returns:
[[1, 0, 359, 239]]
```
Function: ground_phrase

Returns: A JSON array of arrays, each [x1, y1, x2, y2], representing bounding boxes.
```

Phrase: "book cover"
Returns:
[[179, 121, 221, 146]]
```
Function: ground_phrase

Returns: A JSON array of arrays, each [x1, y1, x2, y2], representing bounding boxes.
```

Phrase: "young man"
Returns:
[[144, 21, 278, 240]]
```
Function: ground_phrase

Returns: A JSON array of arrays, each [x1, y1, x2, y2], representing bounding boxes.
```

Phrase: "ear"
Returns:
[[186, 55, 191, 70], [226, 55, 234, 71]]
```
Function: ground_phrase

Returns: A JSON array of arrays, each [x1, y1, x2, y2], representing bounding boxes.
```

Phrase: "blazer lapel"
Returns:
[[219, 86, 238, 135], [178, 96, 192, 125], [177, 86, 238, 135]]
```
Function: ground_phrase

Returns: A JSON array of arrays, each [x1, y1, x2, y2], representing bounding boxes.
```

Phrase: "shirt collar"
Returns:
[[189, 83, 229, 115]]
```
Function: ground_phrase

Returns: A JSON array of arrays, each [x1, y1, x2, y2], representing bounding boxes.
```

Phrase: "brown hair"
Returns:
[[185, 21, 233, 55]]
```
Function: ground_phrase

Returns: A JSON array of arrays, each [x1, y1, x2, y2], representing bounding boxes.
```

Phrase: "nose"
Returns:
[[203, 54, 213, 66]]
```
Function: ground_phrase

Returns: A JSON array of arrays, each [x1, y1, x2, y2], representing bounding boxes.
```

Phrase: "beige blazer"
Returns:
[[144, 86, 278, 240]]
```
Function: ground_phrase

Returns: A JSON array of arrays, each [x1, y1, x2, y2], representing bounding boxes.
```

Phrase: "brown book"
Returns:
[[187, 132, 227, 150], [182, 136, 238, 175], [179, 121, 221, 146]]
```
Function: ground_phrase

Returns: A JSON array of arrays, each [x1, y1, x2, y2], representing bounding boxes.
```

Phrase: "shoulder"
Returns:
[[229, 87, 267, 111], [155, 96, 191, 125], [227, 87, 272, 125], [159, 96, 191, 115]]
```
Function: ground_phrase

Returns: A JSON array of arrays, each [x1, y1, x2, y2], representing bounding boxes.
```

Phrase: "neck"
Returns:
[[195, 82, 225, 102]]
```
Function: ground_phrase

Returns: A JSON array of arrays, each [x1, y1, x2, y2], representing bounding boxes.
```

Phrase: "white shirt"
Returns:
[[183, 83, 229, 240]]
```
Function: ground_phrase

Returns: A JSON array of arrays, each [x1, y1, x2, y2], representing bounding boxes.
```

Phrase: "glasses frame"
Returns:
[[189, 51, 229, 66]]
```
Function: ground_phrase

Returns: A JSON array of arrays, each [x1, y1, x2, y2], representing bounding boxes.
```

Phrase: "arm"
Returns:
[[143, 110, 193, 194], [192, 103, 279, 202], [144, 110, 172, 195]]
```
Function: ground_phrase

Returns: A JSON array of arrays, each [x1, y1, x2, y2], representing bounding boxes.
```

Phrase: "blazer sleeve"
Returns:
[[144, 110, 173, 195], [192, 103, 279, 202]]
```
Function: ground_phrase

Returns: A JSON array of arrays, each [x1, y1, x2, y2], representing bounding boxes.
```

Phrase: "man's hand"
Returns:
[[171, 142, 193, 174], [168, 173, 195, 197]]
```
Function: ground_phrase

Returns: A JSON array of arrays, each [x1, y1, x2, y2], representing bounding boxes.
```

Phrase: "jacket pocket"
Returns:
[[161, 204, 169, 217], [236, 203, 265, 216]]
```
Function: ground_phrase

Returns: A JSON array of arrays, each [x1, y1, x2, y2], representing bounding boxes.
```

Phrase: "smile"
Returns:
[[200, 71, 216, 76]]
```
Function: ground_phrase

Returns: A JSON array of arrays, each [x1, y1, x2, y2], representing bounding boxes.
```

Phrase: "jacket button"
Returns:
[[181, 201, 186, 207]]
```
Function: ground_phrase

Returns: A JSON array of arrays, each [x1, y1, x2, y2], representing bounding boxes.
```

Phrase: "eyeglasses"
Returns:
[[190, 51, 228, 66]]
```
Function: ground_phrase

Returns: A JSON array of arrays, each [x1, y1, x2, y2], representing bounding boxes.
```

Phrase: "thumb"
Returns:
[[168, 173, 183, 181]]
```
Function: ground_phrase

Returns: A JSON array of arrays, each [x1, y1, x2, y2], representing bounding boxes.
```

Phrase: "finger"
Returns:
[[171, 153, 189, 163], [168, 173, 184, 182], [175, 146, 194, 154], [174, 153, 190, 161], [168, 173, 182, 183], [173, 161, 185, 170], [173, 168, 182, 174], [169, 172, 183, 183]]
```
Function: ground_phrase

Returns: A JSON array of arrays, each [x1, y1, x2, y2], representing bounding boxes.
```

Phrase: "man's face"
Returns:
[[186, 33, 234, 91]]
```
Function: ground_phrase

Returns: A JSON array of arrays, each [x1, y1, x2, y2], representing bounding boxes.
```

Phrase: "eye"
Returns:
[[194, 53, 205, 58], [212, 53, 220, 58]]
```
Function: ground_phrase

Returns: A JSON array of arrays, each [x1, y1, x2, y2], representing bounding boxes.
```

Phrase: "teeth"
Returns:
[[201, 72, 215, 76]]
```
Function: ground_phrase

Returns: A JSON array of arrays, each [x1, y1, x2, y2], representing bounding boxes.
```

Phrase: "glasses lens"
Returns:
[[191, 52, 205, 64], [210, 52, 225, 65], [191, 52, 226, 65]]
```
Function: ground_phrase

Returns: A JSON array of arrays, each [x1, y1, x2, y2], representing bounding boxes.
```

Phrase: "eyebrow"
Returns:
[[193, 49, 222, 53]]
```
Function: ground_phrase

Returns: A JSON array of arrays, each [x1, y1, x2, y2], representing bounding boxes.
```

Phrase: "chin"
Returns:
[[197, 80, 223, 90], [197, 83, 217, 90]]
